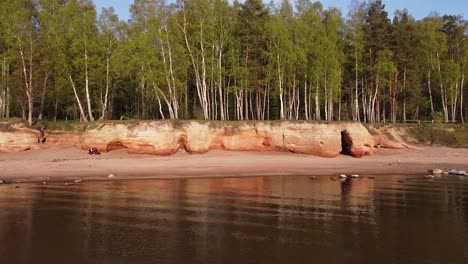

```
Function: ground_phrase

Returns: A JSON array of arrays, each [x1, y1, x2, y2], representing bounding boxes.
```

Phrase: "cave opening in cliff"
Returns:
[[107, 141, 127, 152], [341, 130, 353, 156], [178, 136, 189, 152]]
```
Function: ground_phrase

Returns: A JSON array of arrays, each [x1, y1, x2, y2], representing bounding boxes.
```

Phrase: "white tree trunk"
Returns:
[[179, 5, 208, 119], [38, 74, 50, 120], [427, 71, 434, 119], [276, 50, 285, 120], [460, 71, 465, 123], [218, 44, 225, 120], [354, 52, 360, 121], [67, 71, 88, 122], [100, 55, 110, 120], [315, 80, 320, 121], [304, 77, 308, 120], [84, 44, 94, 121], [18, 39, 34, 125]]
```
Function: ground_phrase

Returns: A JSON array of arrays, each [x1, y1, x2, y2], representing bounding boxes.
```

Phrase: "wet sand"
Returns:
[[0, 147, 467, 183]]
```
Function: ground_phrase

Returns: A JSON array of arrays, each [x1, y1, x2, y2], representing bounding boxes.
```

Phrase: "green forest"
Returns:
[[0, 0, 466, 125]]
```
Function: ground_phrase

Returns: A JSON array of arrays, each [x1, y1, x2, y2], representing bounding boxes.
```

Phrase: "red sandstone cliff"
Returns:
[[0, 120, 376, 158]]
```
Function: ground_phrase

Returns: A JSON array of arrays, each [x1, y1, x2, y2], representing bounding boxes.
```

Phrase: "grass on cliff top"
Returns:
[[0, 118, 26, 131], [406, 124, 468, 148], [360, 122, 468, 148], [41, 119, 362, 131]]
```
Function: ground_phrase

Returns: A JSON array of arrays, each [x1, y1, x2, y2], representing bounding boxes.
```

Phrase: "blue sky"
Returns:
[[94, 0, 467, 22]]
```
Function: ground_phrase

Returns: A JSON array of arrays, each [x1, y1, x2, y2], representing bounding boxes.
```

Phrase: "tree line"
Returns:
[[0, 0, 466, 125]]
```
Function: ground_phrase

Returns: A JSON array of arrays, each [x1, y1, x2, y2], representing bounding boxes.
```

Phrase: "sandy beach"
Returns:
[[0, 146, 467, 183]]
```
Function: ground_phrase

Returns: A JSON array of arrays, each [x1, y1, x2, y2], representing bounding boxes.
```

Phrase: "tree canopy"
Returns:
[[0, 0, 466, 124]]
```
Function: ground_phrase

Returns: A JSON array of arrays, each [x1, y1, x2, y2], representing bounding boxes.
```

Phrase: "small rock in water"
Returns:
[[15, 186, 20, 188], [432, 169, 443, 176], [108, 174, 115, 179], [42, 181, 47, 185], [0, 180, 4, 184], [449, 170, 466, 176], [74, 179, 83, 183], [339, 174, 348, 178], [351, 174, 360, 178]]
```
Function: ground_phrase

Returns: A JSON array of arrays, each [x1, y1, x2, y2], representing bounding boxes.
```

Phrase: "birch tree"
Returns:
[[98, 7, 120, 120], [1, 0, 39, 125], [347, 0, 366, 121]]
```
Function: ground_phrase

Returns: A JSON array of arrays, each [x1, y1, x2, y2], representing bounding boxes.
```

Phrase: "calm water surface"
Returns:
[[0, 175, 468, 264]]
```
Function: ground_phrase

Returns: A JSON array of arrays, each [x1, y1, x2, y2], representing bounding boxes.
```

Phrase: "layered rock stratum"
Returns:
[[0, 120, 383, 158]]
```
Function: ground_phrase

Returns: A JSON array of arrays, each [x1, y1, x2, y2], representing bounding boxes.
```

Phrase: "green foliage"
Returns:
[[433, 111, 444, 122], [364, 0, 392, 61], [46, 120, 82, 131], [0, 0, 466, 124], [408, 124, 468, 148], [238, 0, 269, 91], [373, 49, 396, 84]]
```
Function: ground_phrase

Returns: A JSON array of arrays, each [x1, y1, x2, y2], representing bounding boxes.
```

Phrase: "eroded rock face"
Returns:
[[78, 121, 374, 158], [0, 120, 375, 158], [46, 133, 80, 147], [79, 122, 184, 155], [366, 125, 412, 149], [372, 135, 410, 149], [0, 128, 39, 152]]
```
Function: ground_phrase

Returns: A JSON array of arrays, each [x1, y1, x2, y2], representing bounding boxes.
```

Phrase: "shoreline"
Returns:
[[1, 146, 467, 184]]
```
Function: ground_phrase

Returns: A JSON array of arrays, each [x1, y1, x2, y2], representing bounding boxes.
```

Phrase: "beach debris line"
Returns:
[[0, 179, 13, 184], [428, 169, 468, 177], [337, 174, 360, 179], [448, 170, 468, 176]]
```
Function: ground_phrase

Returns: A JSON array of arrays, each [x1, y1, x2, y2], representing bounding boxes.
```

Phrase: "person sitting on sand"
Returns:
[[88, 148, 101, 155]]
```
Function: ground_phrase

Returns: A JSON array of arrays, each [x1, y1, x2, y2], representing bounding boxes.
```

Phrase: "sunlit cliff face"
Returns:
[[77, 121, 375, 158], [1, 120, 376, 158]]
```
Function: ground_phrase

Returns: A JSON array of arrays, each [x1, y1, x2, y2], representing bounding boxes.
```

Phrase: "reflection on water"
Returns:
[[0, 175, 467, 264]]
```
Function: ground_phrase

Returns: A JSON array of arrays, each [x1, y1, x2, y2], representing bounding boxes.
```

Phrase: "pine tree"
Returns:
[[237, 0, 269, 120]]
